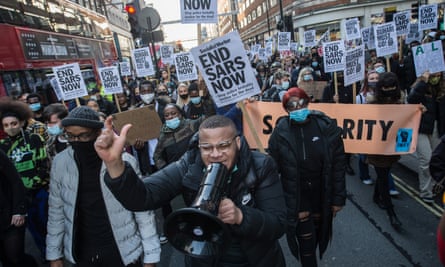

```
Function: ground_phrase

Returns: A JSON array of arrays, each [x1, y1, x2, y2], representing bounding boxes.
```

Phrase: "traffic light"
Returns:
[[412, 3, 419, 20], [125, 3, 140, 39]]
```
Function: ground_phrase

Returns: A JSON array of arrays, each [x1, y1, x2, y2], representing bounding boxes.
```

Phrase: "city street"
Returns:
[[17, 154, 442, 267]]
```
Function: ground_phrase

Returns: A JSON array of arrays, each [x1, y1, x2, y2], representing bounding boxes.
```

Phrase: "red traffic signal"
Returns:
[[125, 4, 136, 15]]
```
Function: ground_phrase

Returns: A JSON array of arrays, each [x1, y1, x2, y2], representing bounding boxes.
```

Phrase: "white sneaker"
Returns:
[[362, 179, 373, 185], [159, 235, 168, 244], [389, 189, 400, 196]]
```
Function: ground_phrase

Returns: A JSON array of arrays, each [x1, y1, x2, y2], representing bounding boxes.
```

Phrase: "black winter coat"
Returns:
[[0, 149, 26, 234], [408, 80, 445, 136], [106, 135, 287, 267], [268, 111, 346, 258]]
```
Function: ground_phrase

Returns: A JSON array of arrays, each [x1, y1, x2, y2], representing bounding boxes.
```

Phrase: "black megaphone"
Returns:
[[164, 162, 231, 258]]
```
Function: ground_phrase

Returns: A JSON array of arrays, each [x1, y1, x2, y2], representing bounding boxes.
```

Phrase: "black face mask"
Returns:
[[381, 89, 399, 97], [71, 140, 99, 160], [157, 92, 168, 96], [179, 94, 188, 100]]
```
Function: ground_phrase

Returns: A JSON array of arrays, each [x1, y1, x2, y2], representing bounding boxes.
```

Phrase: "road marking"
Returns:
[[392, 174, 443, 218]]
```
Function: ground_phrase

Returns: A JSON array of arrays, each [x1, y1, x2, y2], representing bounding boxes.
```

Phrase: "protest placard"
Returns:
[[131, 47, 155, 77], [419, 4, 438, 31], [52, 63, 87, 101], [174, 51, 198, 82], [277, 32, 291, 51], [317, 30, 330, 45], [243, 102, 421, 154], [361, 26, 376, 50], [322, 41, 345, 73], [119, 62, 132, 76], [344, 18, 361, 41], [298, 81, 327, 101], [50, 77, 63, 101], [191, 31, 261, 107], [344, 46, 365, 86], [373, 22, 398, 57], [405, 23, 423, 44], [394, 11, 411, 36], [412, 40, 445, 77], [290, 42, 299, 53], [265, 41, 273, 57], [304, 30, 316, 48], [258, 48, 267, 62], [112, 106, 162, 145], [98, 66, 123, 95], [160, 45, 174, 65], [180, 0, 217, 24]]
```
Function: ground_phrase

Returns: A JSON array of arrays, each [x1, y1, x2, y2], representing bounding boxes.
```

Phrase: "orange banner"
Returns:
[[243, 102, 422, 155]]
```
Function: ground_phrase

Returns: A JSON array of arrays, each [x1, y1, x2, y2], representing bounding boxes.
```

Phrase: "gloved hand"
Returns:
[[286, 219, 299, 260]]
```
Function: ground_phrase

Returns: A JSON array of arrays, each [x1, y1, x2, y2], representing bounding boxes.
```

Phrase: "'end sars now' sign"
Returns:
[[52, 63, 87, 101], [191, 31, 260, 107]]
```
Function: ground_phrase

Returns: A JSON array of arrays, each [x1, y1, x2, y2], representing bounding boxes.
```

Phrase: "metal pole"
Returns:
[[266, 0, 271, 36], [147, 16, 159, 77]]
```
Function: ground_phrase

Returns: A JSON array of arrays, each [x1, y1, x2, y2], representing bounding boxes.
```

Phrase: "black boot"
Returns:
[[387, 208, 402, 230], [373, 195, 387, 209]]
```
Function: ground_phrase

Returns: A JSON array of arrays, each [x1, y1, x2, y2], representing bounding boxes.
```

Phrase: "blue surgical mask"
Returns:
[[289, 108, 310, 122], [29, 103, 41, 111], [375, 66, 385, 74], [440, 35, 445, 40], [190, 96, 201, 105], [47, 125, 63, 136], [165, 117, 181, 130], [282, 81, 290, 90], [311, 61, 319, 68], [303, 74, 312, 81]]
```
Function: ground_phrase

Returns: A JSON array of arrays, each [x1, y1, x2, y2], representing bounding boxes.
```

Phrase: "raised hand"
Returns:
[[94, 116, 132, 178]]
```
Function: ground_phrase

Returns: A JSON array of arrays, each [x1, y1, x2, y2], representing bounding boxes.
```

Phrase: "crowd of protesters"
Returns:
[[1, 29, 445, 267]]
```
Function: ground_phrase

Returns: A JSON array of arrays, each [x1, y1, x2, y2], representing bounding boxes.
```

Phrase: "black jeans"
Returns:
[[0, 225, 38, 267]]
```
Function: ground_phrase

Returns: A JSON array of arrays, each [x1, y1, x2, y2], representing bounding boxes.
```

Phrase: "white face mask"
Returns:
[[140, 93, 155, 104]]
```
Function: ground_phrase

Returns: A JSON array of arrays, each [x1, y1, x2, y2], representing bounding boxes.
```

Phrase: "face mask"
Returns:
[[157, 91, 168, 96], [70, 140, 97, 157], [429, 77, 441, 85], [47, 125, 63, 136], [179, 94, 188, 100], [375, 66, 385, 74], [5, 127, 22, 137], [89, 95, 97, 101], [282, 81, 290, 90], [190, 96, 201, 105], [303, 74, 312, 81], [368, 81, 377, 88], [381, 89, 398, 97], [289, 108, 310, 123], [29, 103, 41, 112], [140, 93, 155, 104], [165, 117, 181, 130], [311, 61, 319, 68], [440, 35, 445, 40]]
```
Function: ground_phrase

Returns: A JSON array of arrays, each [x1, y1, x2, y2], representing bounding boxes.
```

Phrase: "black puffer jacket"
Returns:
[[105, 134, 287, 267], [268, 111, 346, 258]]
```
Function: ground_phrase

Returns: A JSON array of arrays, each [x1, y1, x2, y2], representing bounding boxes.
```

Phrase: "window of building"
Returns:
[[257, 6, 262, 17], [270, 0, 277, 7], [252, 10, 256, 20], [247, 14, 251, 24]]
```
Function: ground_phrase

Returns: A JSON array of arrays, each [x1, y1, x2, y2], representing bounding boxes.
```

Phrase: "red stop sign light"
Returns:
[[125, 4, 136, 15]]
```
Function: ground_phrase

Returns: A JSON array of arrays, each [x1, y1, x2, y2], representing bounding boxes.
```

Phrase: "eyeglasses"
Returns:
[[63, 131, 97, 141], [198, 136, 237, 155], [286, 99, 307, 111]]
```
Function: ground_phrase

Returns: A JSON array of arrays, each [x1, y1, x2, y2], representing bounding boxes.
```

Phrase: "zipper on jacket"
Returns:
[[300, 127, 307, 161]]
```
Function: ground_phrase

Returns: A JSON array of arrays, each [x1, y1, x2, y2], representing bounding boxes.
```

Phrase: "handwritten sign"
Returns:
[[412, 40, 445, 77]]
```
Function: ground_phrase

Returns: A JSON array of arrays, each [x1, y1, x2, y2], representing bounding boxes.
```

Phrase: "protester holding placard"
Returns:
[[407, 70, 445, 204], [183, 82, 215, 120], [367, 72, 403, 230], [268, 87, 346, 267]]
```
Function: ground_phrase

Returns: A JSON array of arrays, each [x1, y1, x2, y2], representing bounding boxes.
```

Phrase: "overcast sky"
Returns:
[[145, 0, 198, 49]]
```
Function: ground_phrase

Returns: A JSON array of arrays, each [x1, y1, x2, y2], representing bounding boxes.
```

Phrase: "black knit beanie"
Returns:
[[61, 106, 104, 129]]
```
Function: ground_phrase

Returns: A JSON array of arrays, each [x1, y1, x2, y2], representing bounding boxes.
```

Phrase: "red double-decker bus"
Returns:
[[0, 24, 118, 104]]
